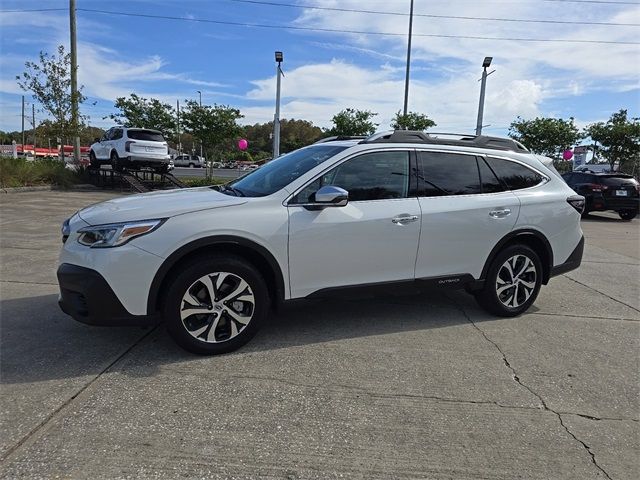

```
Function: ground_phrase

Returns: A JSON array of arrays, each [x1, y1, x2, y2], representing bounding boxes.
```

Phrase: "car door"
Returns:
[[414, 151, 520, 280], [287, 150, 421, 298], [97, 128, 113, 159]]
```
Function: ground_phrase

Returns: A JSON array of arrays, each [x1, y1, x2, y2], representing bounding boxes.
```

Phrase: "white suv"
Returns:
[[89, 127, 170, 173], [173, 154, 205, 168], [58, 131, 585, 354]]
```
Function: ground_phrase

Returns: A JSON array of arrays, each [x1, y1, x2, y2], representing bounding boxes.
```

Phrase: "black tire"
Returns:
[[188, 163, 195, 168], [164, 254, 270, 355], [110, 151, 123, 172], [618, 209, 638, 221], [89, 151, 99, 169], [155, 164, 169, 174], [474, 244, 543, 317]]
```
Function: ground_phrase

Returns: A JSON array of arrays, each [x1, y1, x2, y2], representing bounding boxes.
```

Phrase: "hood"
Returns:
[[77, 187, 247, 225]]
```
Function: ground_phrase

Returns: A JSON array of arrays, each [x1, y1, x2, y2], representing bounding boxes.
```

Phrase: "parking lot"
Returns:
[[0, 190, 638, 479]]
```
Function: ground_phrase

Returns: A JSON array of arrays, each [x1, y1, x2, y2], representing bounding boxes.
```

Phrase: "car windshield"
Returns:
[[224, 145, 348, 197], [127, 129, 165, 142]]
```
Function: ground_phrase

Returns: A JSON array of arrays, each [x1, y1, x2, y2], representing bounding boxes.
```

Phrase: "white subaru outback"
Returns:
[[58, 131, 585, 355]]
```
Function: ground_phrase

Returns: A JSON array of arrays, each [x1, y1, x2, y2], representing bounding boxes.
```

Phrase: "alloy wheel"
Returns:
[[495, 254, 537, 308], [180, 271, 255, 343]]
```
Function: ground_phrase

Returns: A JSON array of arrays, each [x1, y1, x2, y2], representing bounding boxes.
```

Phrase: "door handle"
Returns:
[[489, 208, 511, 219], [392, 214, 419, 224]]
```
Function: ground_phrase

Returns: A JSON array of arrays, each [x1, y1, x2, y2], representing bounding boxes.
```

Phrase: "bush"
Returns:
[[0, 157, 80, 188], [179, 177, 227, 187]]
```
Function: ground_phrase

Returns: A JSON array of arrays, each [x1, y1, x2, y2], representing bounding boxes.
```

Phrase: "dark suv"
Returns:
[[562, 171, 639, 220]]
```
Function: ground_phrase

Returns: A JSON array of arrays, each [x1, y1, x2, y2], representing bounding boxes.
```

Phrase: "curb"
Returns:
[[0, 184, 99, 194]]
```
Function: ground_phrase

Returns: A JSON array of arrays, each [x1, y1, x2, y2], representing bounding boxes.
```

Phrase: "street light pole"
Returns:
[[69, 0, 81, 163], [403, 0, 414, 117], [475, 56, 494, 136], [273, 51, 283, 159], [196, 90, 203, 159]]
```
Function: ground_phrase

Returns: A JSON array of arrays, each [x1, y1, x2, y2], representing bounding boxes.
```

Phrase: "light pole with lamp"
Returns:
[[196, 90, 203, 159], [273, 51, 283, 159], [475, 56, 495, 136]]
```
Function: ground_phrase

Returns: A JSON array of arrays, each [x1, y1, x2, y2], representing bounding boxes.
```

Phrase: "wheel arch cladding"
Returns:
[[481, 229, 553, 284], [147, 236, 285, 315]]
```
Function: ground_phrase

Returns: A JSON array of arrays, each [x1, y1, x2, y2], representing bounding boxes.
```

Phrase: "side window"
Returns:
[[417, 152, 481, 196], [485, 157, 544, 190], [292, 151, 410, 203], [102, 128, 113, 141], [478, 157, 506, 193], [112, 129, 123, 140]]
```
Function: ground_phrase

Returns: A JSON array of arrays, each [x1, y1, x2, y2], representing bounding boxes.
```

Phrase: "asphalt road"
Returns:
[[0, 191, 638, 479]]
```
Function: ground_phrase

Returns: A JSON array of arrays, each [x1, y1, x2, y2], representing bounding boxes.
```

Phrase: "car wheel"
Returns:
[[164, 255, 270, 355], [618, 209, 637, 221], [110, 151, 122, 172], [155, 164, 169, 174], [89, 151, 99, 169], [474, 244, 542, 317], [189, 163, 195, 168]]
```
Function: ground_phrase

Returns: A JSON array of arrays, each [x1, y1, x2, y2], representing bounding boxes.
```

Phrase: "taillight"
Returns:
[[567, 195, 585, 214], [587, 183, 605, 192], [125, 141, 136, 152]]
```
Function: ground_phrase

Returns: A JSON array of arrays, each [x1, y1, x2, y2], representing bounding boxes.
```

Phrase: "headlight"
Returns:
[[77, 219, 165, 248]]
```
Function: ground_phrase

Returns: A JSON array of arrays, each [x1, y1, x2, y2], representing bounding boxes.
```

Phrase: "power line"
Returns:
[[0, 8, 67, 13], [229, 0, 640, 27], [75, 8, 640, 45]]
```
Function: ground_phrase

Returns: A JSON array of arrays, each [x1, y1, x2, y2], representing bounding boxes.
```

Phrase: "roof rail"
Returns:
[[314, 135, 367, 144], [360, 130, 529, 153]]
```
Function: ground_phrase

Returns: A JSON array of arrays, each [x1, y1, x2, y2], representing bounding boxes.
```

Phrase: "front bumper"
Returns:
[[57, 263, 158, 326], [550, 235, 584, 278]]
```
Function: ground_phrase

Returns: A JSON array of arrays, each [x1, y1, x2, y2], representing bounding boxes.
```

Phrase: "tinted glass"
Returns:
[[599, 175, 638, 187], [478, 158, 506, 193], [127, 129, 165, 142], [417, 152, 480, 196], [112, 129, 123, 140], [228, 145, 348, 197], [485, 157, 543, 190], [324, 151, 409, 201]]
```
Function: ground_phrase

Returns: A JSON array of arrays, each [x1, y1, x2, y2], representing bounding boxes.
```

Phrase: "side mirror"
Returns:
[[298, 185, 348, 210]]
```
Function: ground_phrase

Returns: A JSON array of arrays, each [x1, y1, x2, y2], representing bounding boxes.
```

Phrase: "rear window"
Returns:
[[127, 130, 165, 142], [599, 175, 638, 187]]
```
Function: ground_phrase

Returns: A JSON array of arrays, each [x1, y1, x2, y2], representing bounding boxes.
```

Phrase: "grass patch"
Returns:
[[0, 157, 81, 189], [179, 176, 228, 187]]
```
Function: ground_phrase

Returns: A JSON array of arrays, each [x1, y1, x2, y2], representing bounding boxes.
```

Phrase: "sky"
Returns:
[[0, 0, 639, 138]]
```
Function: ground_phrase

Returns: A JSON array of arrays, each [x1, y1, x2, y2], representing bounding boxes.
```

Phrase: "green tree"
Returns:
[[326, 108, 378, 136], [16, 45, 87, 148], [181, 100, 243, 171], [391, 111, 436, 131], [586, 110, 640, 174], [508, 116, 582, 161], [107, 94, 176, 139], [244, 119, 323, 159]]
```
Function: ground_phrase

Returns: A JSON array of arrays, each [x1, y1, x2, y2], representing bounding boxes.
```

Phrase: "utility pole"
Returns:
[[70, 0, 81, 163], [21, 95, 25, 148], [273, 51, 283, 159], [196, 90, 203, 159], [475, 57, 494, 136], [402, 0, 414, 118], [176, 99, 182, 155], [32, 104, 36, 151]]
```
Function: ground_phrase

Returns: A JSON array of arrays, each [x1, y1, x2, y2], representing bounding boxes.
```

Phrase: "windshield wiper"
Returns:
[[220, 184, 245, 197]]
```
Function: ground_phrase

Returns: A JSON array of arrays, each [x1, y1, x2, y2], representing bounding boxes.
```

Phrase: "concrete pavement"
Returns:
[[1, 191, 638, 479]]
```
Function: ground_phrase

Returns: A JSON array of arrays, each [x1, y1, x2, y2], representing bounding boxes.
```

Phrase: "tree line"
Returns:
[[6, 44, 638, 174]]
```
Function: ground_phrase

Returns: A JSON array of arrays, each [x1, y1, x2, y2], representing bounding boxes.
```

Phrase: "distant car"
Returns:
[[562, 171, 639, 220], [168, 159, 175, 171], [240, 164, 259, 172], [89, 127, 170, 173], [173, 154, 205, 168]]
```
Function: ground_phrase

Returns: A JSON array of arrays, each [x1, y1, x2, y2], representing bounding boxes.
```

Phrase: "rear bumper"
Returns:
[[57, 263, 158, 326], [126, 155, 170, 164], [587, 195, 639, 212], [550, 235, 584, 278]]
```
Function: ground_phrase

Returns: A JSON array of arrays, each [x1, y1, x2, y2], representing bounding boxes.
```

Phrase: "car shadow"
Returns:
[[0, 289, 508, 385], [581, 212, 633, 222]]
